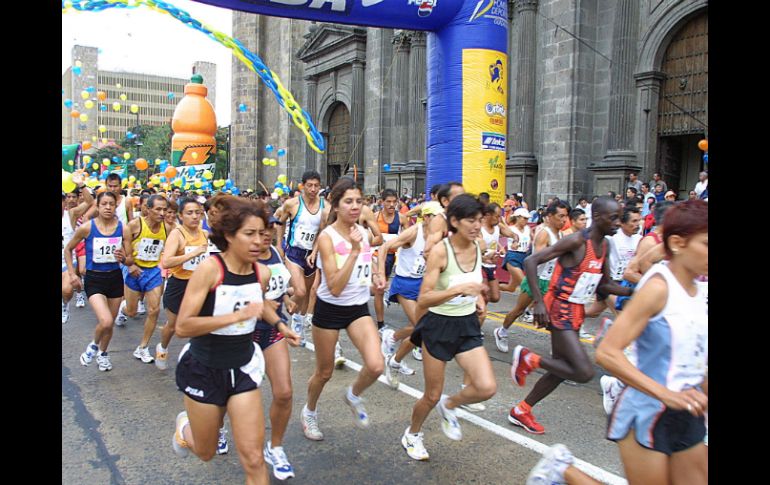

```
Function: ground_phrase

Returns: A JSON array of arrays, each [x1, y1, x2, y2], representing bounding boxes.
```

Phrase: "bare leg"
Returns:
[[447, 346, 497, 408], [263, 340, 292, 447], [138, 285, 163, 347], [228, 390, 270, 485], [306, 326, 338, 412], [409, 343, 446, 434], [346, 316, 385, 397]]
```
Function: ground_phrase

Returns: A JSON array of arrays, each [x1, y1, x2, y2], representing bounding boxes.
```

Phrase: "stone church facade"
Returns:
[[230, 0, 708, 206]]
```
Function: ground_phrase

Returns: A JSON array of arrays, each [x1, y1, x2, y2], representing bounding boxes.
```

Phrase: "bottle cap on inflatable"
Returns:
[[171, 74, 217, 166]]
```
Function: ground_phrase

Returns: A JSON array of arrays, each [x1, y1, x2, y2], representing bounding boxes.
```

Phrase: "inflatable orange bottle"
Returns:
[[171, 74, 217, 166]]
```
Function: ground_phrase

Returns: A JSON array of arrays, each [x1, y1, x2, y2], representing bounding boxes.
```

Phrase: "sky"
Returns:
[[62, 0, 233, 125]]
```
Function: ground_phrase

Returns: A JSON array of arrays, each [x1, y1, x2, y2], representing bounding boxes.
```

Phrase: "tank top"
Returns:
[[286, 195, 324, 251], [377, 211, 401, 254], [191, 253, 263, 369], [508, 224, 531, 253], [115, 196, 130, 226], [548, 229, 607, 304], [316, 224, 373, 306], [431, 239, 482, 317], [634, 263, 708, 391], [168, 225, 209, 280], [132, 217, 167, 269], [536, 226, 561, 281], [62, 211, 75, 252], [85, 219, 123, 272], [395, 223, 427, 279], [481, 225, 500, 269], [608, 231, 642, 282], [261, 246, 291, 303]]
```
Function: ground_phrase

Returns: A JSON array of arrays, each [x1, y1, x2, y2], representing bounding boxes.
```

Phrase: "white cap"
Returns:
[[513, 208, 530, 218]]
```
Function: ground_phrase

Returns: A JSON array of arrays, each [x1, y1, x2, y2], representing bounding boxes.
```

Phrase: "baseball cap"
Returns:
[[513, 208, 530, 218], [421, 201, 444, 217]]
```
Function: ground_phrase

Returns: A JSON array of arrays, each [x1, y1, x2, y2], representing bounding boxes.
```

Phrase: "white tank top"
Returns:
[[508, 224, 531, 252], [316, 224, 373, 306], [608, 231, 643, 281], [536, 226, 560, 281], [62, 211, 75, 250], [395, 223, 427, 279], [481, 225, 500, 269], [115, 196, 130, 226], [287, 196, 324, 251]]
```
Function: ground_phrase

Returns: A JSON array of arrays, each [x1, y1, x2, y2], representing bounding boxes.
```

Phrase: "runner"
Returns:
[[508, 197, 632, 434], [423, 182, 464, 256], [498, 207, 532, 293], [116, 195, 169, 363], [372, 189, 409, 332], [105, 173, 134, 226], [402, 194, 496, 460], [479, 203, 519, 307], [171, 195, 298, 485], [560, 208, 586, 236], [301, 177, 384, 441], [493, 200, 569, 353], [64, 191, 132, 371], [62, 176, 94, 323]]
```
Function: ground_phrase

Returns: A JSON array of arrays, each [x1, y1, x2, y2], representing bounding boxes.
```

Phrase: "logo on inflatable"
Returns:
[[485, 102, 506, 126], [469, 0, 507, 24], [481, 132, 506, 151], [487, 59, 505, 95], [257, 0, 353, 14]]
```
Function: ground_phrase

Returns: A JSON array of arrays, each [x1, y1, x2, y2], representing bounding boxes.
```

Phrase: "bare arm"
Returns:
[[161, 229, 207, 269], [364, 207, 383, 247], [623, 237, 664, 283], [377, 224, 418, 278], [275, 198, 297, 257], [64, 223, 90, 284], [497, 221, 518, 240], [423, 215, 447, 257]]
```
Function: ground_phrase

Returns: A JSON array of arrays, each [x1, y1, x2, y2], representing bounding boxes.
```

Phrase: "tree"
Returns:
[[215, 126, 229, 179]]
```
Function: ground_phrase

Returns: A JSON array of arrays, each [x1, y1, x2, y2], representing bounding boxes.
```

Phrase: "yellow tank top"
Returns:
[[431, 239, 483, 317], [169, 225, 209, 279], [132, 217, 167, 268]]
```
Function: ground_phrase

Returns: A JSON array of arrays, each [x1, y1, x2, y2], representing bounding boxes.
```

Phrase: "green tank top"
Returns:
[[431, 238, 483, 317]]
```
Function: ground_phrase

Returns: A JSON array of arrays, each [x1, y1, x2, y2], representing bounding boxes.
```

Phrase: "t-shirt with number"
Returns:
[[316, 224, 373, 306], [535, 226, 561, 282], [85, 220, 123, 272], [508, 224, 531, 253], [131, 217, 167, 269], [260, 246, 292, 311], [168, 225, 209, 280], [191, 253, 264, 369], [286, 195, 324, 251], [481, 225, 500, 269], [546, 229, 607, 305], [607, 231, 642, 282], [395, 223, 427, 279]]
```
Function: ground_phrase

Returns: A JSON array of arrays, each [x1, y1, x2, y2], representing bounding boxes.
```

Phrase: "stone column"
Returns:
[[231, 11, 260, 189], [364, 27, 393, 195], [389, 32, 411, 166], [350, 60, 366, 183], [407, 31, 427, 162], [304, 76, 318, 174], [634, 71, 665, 179]]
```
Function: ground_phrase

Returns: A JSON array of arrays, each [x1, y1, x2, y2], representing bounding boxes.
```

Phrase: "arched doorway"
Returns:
[[326, 102, 350, 187], [656, 11, 708, 197]]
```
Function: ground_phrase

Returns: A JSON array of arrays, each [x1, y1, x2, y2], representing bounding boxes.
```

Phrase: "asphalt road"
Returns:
[[62, 289, 627, 484]]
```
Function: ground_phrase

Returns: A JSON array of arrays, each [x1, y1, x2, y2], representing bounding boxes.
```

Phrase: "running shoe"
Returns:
[[493, 326, 509, 353], [216, 427, 228, 455], [526, 443, 574, 484], [437, 397, 462, 440], [96, 352, 113, 371], [172, 411, 190, 458], [578, 327, 594, 341], [384, 354, 399, 389], [334, 342, 346, 368], [62, 300, 70, 325], [401, 427, 430, 461], [301, 406, 324, 441], [133, 345, 155, 363], [394, 358, 416, 376], [459, 384, 486, 412], [264, 442, 295, 480], [508, 406, 545, 434], [380, 328, 397, 358], [137, 299, 146, 315], [600, 375, 623, 415], [511, 345, 535, 387], [520, 311, 534, 323], [291, 314, 305, 347], [343, 388, 370, 428], [412, 347, 423, 361], [115, 301, 127, 327], [75, 291, 86, 308], [79, 342, 99, 366], [155, 343, 168, 370], [383, 288, 391, 307]]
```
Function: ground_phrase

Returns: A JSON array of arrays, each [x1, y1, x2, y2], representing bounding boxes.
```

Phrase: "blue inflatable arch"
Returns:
[[197, 0, 509, 202]]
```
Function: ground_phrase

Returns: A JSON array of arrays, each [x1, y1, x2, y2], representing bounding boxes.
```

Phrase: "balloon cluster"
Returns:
[[272, 174, 291, 198], [697, 139, 708, 164]]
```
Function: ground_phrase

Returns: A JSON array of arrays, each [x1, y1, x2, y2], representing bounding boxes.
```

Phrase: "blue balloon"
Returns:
[[87, 86, 96, 93], [277, 149, 286, 157], [265, 144, 274, 153], [703, 153, 708, 162], [232, 187, 240, 195], [274, 182, 282, 188], [188, 167, 196, 177], [64, 99, 73, 108], [72, 66, 82, 76], [238, 103, 247, 112], [100, 104, 107, 111], [160, 176, 166, 182], [167, 92, 175, 100], [112, 156, 120, 163], [383, 163, 391, 172]]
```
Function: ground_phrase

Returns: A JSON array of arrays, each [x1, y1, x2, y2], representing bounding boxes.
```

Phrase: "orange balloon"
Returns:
[[96, 186, 107, 194], [135, 158, 148, 170], [165, 166, 178, 179], [70, 110, 80, 118], [97, 91, 107, 101], [697, 139, 708, 151], [147, 181, 154, 188], [82, 141, 92, 150], [127, 182, 135, 188]]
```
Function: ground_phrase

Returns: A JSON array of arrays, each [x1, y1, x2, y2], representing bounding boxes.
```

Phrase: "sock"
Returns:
[[378, 321, 385, 330], [347, 386, 361, 403], [157, 344, 167, 353], [98, 350, 106, 357], [303, 404, 317, 417]]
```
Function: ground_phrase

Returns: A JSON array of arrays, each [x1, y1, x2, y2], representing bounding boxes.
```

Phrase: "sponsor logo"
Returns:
[[362, 0, 384, 5], [487, 60, 505, 95], [487, 154, 503, 170], [481, 132, 506, 151], [490, 179, 499, 190], [588, 261, 603, 269], [485, 102, 506, 125], [469, 0, 507, 25], [185, 386, 204, 398], [469, 0, 494, 22], [408, 0, 436, 16], [249, 0, 352, 14]]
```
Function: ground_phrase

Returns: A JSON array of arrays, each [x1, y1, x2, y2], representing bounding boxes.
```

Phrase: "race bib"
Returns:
[[353, 250, 373, 286], [411, 255, 426, 277], [382, 233, 398, 244], [508, 234, 530, 252], [568, 272, 603, 304], [182, 246, 208, 271], [266, 263, 291, 300], [295, 223, 317, 250], [136, 238, 164, 262], [211, 282, 262, 336], [207, 240, 221, 253], [93, 237, 122, 263], [446, 271, 481, 306]]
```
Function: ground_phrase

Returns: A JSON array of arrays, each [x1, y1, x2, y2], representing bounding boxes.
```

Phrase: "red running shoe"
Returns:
[[508, 407, 545, 435], [511, 345, 534, 386]]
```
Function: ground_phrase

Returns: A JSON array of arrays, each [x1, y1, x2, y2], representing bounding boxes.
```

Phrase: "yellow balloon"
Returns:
[[91, 136, 98, 142], [83, 155, 91, 163], [173, 179, 183, 187], [101, 138, 108, 144], [194, 180, 202, 188], [80, 90, 89, 100], [123, 152, 131, 160], [184, 183, 191, 190], [79, 113, 89, 122], [203, 170, 213, 180], [102, 158, 110, 165], [68, 160, 74, 166], [92, 163, 99, 170], [112, 102, 121, 111], [129, 175, 136, 182], [86, 178, 99, 188], [75, 60, 82, 68], [277, 174, 287, 184], [196, 189, 204, 195], [98, 125, 107, 133], [120, 94, 127, 101], [121, 179, 128, 188], [116, 83, 122, 89], [275, 188, 284, 196], [62, 171, 76, 193], [130, 104, 139, 114], [155, 158, 162, 165], [84, 100, 94, 109]]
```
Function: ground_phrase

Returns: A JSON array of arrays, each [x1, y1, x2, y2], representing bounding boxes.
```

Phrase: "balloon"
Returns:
[[83, 155, 91, 163], [72, 66, 82, 76], [128, 176, 136, 183], [265, 144, 274, 153], [62, 170, 76, 193], [64, 99, 73, 108], [238, 103, 247, 112], [383, 163, 391, 172], [203, 170, 213, 180], [135, 158, 148, 170], [160, 176, 167, 182], [75, 60, 82, 68], [275, 188, 284, 196], [80, 90, 89, 100], [165, 167, 178, 179], [277, 149, 286, 157], [67, 160, 74, 166], [70, 110, 80, 118], [79, 113, 89, 122], [194, 180, 202, 188], [262, 158, 270, 165], [271, 159, 278, 166], [155, 158, 162, 165], [703, 153, 708, 163], [697, 139, 708, 151], [119, 94, 127, 101], [184, 183, 191, 190], [97, 91, 107, 101], [147, 181, 154, 188], [86, 178, 99, 188], [91, 163, 99, 170], [84, 100, 94, 109], [98, 125, 107, 133], [123, 152, 131, 160], [277, 174, 287, 184], [127, 182, 134, 189], [112, 156, 120, 163], [112, 102, 121, 111], [167, 92, 175, 100], [100, 105, 107, 111], [130, 104, 139, 114], [187, 167, 196, 177], [82, 141, 92, 150], [103, 159, 111, 167], [87, 86, 96, 93]]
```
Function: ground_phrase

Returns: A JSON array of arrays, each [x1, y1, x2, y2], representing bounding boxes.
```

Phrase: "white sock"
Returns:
[[303, 404, 317, 417], [347, 386, 361, 403], [157, 343, 167, 353]]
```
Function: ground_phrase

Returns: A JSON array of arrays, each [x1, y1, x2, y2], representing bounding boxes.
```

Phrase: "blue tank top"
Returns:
[[256, 246, 290, 329], [85, 220, 123, 271]]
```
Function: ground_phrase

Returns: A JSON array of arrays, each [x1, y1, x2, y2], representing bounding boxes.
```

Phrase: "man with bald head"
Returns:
[[506, 197, 633, 434]]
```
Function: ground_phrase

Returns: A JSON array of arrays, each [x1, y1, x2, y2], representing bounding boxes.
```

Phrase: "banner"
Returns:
[[62, 144, 81, 173]]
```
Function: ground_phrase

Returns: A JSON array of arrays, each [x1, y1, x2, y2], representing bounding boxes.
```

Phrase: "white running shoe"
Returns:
[[600, 375, 623, 415], [393, 358, 416, 376], [304, 313, 313, 329], [115, 300, 127, 327], [155, 343, 168, 370], [75, 291, 86, 308], [96, 352, 113, 371], [62, 300, 70, 325], [291, 314, 306, 347], [384, 354, 399, 389], [578, 327, 594, 341], [137, 299, 146, 315], [493, 326, 509, 353], [334, 342, 346, 368], [172, 411, 190, 458], [459, 384, 486, 412], [520, 311, 534, 323], [526, 443, 574, 485], [383, 288, 391, 307], [412, 347, 423, 361], [402, 427, 429, 461], [343, 387, 370, 428], [133, 345, 155, 363], [79, 342, 99, 366], [301, 406, 324, 441], [216, 427, 228, 455], [380, 328, 397, 358], [264, 442, 295, 480], [437, 397, 462, 441]]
